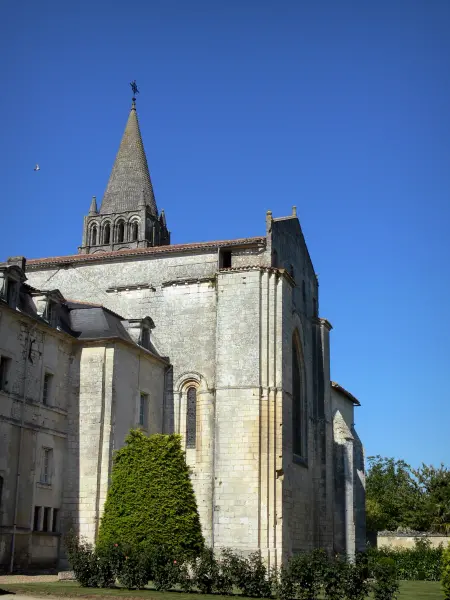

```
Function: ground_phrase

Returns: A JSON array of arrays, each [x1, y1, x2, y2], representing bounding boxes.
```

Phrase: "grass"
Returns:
[[0, 581, 445, 600]]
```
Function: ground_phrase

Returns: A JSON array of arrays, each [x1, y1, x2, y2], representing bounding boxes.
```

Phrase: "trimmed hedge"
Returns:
[[66, 541, 399, 599], [442, 543, 450, 599], [367, 538, 443, 581], [97, 430, 204, 557]]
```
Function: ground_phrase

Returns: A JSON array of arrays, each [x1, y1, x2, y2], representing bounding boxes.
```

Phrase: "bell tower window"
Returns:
[[91, 225, 97, 246], [131, 221, 139, 241], [103, 223, 111, 244], [117, 221, 125, 243]]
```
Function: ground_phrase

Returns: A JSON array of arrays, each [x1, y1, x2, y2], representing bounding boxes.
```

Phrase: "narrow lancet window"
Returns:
[[91, 225, 97, 246], [132, 222, 139, 241], [117, 221, 125, 243], [292, 336, 305, 458], [103, 223, 111, 244], [186, 387, 197, 449]]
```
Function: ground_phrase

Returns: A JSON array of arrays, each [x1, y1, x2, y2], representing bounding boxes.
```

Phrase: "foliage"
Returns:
[[97, 431, 204, 557], [372, 557, 400, 600], [366, 456, 450, 533], [366, 456, 422, 532], [343, 557, 371, 600], [367, 538, 443, 581], [221, 549, 273, 598], [116, 547, 150, 590], [191, 548, 221, 594], [413, 465, 450, 534], [441, 543, 450, 599], [64, 531, 114, 588], [276, 550, 328, 600], [322, 556, 347, 600]]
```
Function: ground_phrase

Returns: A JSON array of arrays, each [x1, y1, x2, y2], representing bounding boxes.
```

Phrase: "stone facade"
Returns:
[[1, 96, 366, 570], [0, 260, 167, 570]]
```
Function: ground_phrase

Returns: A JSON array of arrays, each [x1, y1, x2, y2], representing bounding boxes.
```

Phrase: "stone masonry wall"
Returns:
[[0, 304, 72, 568]]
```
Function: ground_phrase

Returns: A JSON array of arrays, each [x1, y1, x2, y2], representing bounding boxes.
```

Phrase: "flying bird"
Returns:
[[34, 164, 40, 171]]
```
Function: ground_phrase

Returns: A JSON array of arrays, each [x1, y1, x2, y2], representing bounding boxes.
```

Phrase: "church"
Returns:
[[0, 92, 365, 571]]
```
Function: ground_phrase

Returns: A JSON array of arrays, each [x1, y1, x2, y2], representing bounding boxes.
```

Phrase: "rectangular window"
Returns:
[[52, 508, 59, 532], [33, 506, 41, 531], [43, 507, 51, 532], [41, 448, 53, 484], [139, 393, 148, 427], [220, 250, 232, 269], [141, 327, 150, 349], [6, 280, 17, 307], [0, 356, 11, 392], [46, 300, 58, 326], [42, 373, 53, 405]]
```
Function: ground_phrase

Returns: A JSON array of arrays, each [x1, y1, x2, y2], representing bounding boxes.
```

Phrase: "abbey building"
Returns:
[[0, 95, 365, 570]]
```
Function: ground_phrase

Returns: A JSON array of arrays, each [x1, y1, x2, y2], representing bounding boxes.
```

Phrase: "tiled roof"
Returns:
[[26, 237, 265, 268], [99, 100, 157, 216], [331, 381, 361, 406]]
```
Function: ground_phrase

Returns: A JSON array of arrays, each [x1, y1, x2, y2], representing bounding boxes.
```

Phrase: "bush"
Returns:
[[442, 543, 450, 599], [372, 557, 399, 600], [64, 531, 114, 588], [148, 546, 180, 592], [276, 550, 327, 600], [97, 431, 204, 558], [221, 550, 273, 598], [191, 547, 232, 594], [322, 556, 347, 600], [367, 538, 443, 581], [343, 556, 371, 600], [116, 548, 150, 590]]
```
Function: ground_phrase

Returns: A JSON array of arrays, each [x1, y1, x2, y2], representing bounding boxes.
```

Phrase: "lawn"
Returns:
[[0, 581, 445, 600]]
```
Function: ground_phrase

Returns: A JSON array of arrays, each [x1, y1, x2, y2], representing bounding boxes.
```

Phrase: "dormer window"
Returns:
[[0, 262, 26, 309], [141, 326, 150, 350], [46, 301, 55, 325], [6, 279, 18, 308]]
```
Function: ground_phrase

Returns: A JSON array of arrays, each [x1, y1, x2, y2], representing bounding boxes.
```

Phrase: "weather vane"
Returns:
[[130, 80, 139, 98]]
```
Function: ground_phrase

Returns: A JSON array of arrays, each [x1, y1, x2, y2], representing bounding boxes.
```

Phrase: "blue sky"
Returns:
[[1, 0, 449, 468]]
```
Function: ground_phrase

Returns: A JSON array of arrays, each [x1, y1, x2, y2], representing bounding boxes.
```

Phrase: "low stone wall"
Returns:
[[377, 533, 450, 549]]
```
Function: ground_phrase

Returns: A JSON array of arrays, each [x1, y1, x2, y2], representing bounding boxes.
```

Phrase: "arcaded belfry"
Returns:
[[80, 95, 169, 253], [0, 87, 365, 571]]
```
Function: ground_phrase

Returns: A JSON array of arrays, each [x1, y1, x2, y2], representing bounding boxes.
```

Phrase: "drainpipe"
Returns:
[[10, 323, 37, 573]]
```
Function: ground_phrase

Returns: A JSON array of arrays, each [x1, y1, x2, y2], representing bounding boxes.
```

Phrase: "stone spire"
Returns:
[[88, 196, 98, 215], [99, 98, 158, 216]]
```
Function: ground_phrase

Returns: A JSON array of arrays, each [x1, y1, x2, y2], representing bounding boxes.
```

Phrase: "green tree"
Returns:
[[413, 464, 450, 534], [97, 430, 204, 557], [366, 457, 450, 533], [366, 456, 423, 532]]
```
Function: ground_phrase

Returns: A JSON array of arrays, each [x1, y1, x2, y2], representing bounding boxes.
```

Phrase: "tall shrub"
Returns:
[[97, 431, 204, 557], [442, 543, 450, 599]]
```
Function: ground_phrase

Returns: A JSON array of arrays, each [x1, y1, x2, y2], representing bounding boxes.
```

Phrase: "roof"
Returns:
[[27, 236, 266, 269], [99, 99, 157, 216], [331, 381, 361, 406]]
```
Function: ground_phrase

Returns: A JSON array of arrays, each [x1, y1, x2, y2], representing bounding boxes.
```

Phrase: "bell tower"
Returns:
[[79, 84, 170, 254]]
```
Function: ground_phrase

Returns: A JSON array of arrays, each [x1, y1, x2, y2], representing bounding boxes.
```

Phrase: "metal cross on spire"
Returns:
[[130, 80, 139, 98]]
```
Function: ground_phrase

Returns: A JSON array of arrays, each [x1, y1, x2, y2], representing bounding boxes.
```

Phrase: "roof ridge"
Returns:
[[27, 236, 266, 267]]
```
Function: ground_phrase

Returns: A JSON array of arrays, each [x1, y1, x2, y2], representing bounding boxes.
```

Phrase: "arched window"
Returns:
[[131, 221, 139, 241], [292, 335, 306, 458], [91, 225, 97, 246], [103, 223, 111, 244], [186, 387, 197, 449], [117, 221, 125, 243]]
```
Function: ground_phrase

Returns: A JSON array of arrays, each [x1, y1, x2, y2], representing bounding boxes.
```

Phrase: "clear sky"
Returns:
[[1, 0, 449, 468]]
